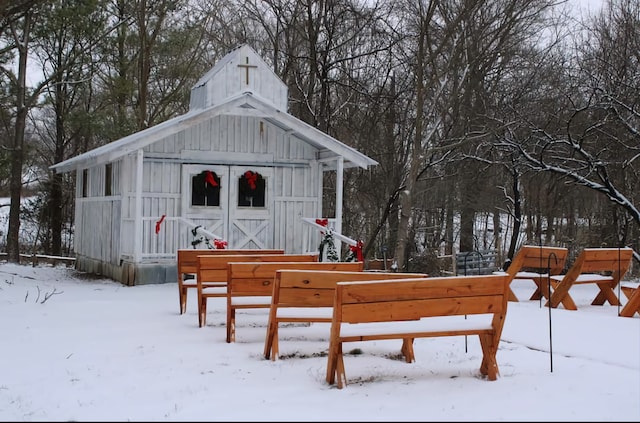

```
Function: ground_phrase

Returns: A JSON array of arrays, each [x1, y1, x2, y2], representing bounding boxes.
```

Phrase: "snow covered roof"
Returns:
[[50, 90, 378, 174]]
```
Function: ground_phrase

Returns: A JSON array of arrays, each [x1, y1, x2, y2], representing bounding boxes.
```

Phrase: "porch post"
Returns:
[[335, 156, 344, 252], [133, 149, 144, 262]]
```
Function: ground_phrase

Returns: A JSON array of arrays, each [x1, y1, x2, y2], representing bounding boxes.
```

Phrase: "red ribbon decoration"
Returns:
[[349, 240, 364, 262], [155, 214, 166, 234], [315, 218, 328, 235], [205, 171, 218, 187], [213, 239, 227, 249], [244, 171, 258, 190]]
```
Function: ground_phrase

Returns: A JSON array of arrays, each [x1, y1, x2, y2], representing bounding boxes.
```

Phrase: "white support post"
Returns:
[[335, 156, 344, 253], [133, 149, 144, 262]]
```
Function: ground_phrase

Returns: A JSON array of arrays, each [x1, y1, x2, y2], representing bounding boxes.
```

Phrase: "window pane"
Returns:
[[192, 171, 220, 207], [238, 171, 265, 207]]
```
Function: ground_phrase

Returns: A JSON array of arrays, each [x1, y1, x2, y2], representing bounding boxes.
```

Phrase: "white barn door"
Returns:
[[182, 164, 273, 249], [228, 166, 273, 249], [181, 164, 229, 246]]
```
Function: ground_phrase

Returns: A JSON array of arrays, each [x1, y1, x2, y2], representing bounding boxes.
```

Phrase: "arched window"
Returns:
[[191, 170, 220, 207], [238, 170, 265, 207]]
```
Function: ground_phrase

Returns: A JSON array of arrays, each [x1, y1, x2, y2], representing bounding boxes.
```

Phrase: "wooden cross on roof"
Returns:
[[238, 56, 257, 85]]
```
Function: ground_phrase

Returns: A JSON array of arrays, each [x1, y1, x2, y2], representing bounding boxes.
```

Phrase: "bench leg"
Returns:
[[547, 280, 578, 310], [263, 321, 279, 361], [478, 333, 499, 381], [591, 282, 620, 306], [531, 278, 552, 301], [335, 344, 346, 389], [198, 297, 207, 327], [226, 307, 235, 343], [179, 284, 187, 315], [401, 338, 415, 363], [326, 341, 345, 388], [530, 277, 552, 301], [620, 287, 640, 318]]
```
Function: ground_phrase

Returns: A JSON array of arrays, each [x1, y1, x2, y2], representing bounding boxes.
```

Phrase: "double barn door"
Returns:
[[182, 164, 274, 249]]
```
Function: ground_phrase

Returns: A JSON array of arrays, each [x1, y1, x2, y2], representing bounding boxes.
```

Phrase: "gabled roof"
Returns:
[[50, 91, 378, 174], [190, 44, 288, 111]]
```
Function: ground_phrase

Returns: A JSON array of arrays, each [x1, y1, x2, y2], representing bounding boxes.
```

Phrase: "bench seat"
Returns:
[[550, 273, 613, 283], [230, 296, 272, 306], [202, 286, 227, 295], [515, 271, 551, 279], [276, 307, 333, 320]]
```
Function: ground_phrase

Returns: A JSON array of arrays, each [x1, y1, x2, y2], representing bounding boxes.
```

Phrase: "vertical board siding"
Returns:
[[77, 113, 324, 265], [77, 198, 118, 263]]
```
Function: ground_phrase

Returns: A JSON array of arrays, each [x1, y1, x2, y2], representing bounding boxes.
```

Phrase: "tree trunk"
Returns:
[[6, 13, 32, 263]]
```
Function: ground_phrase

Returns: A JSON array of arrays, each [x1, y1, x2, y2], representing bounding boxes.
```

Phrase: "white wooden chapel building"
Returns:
[[51, 44, 378, 285]]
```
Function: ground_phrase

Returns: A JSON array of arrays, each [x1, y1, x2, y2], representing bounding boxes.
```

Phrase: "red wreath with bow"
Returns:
[[244, 171, 258, 190], [204, 170, 219, 187]]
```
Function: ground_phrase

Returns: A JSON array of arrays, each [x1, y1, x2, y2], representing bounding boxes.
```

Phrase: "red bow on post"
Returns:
[[315, 218, 328, 235], [349, 240, 364, 262], [205, 171, 218, 187], [155, 214, 166, 234], [213, 239, 227, 249], [244, 171, 257, 190]]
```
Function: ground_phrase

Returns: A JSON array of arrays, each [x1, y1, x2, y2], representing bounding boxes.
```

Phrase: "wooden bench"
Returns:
[[620, 284, 640, 318], [177, 248, 284, 314], [226, 261, 364, 343], [503, 245, 569, 302], [544, 247, 633, 310], [325, 274, 510, 389], [195, 253, 317, 327], [264, 269, 429, 361]]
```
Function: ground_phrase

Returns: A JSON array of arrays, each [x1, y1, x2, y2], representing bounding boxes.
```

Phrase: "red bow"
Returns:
[[244, 171, 258, 190], [205, 171, 218, 187], [155, 214, 166, 234], [349, 240, 364, 262], [315, 218, 328, 235], [315, 218, 328, 227], [213, 239, 227, 249]]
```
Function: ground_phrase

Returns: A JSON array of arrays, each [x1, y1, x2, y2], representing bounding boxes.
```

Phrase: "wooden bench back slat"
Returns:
[[228, 261, 363, 296], [574, 248, 633, 275], [197, 253, 318, 283], [508, 245, 569, 276], [336, 275, 508, 322], [339, 295, 505, 323], [178, 248, 285, 274], [339, 275, 506, 303], [274, 270, 428, 307]]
